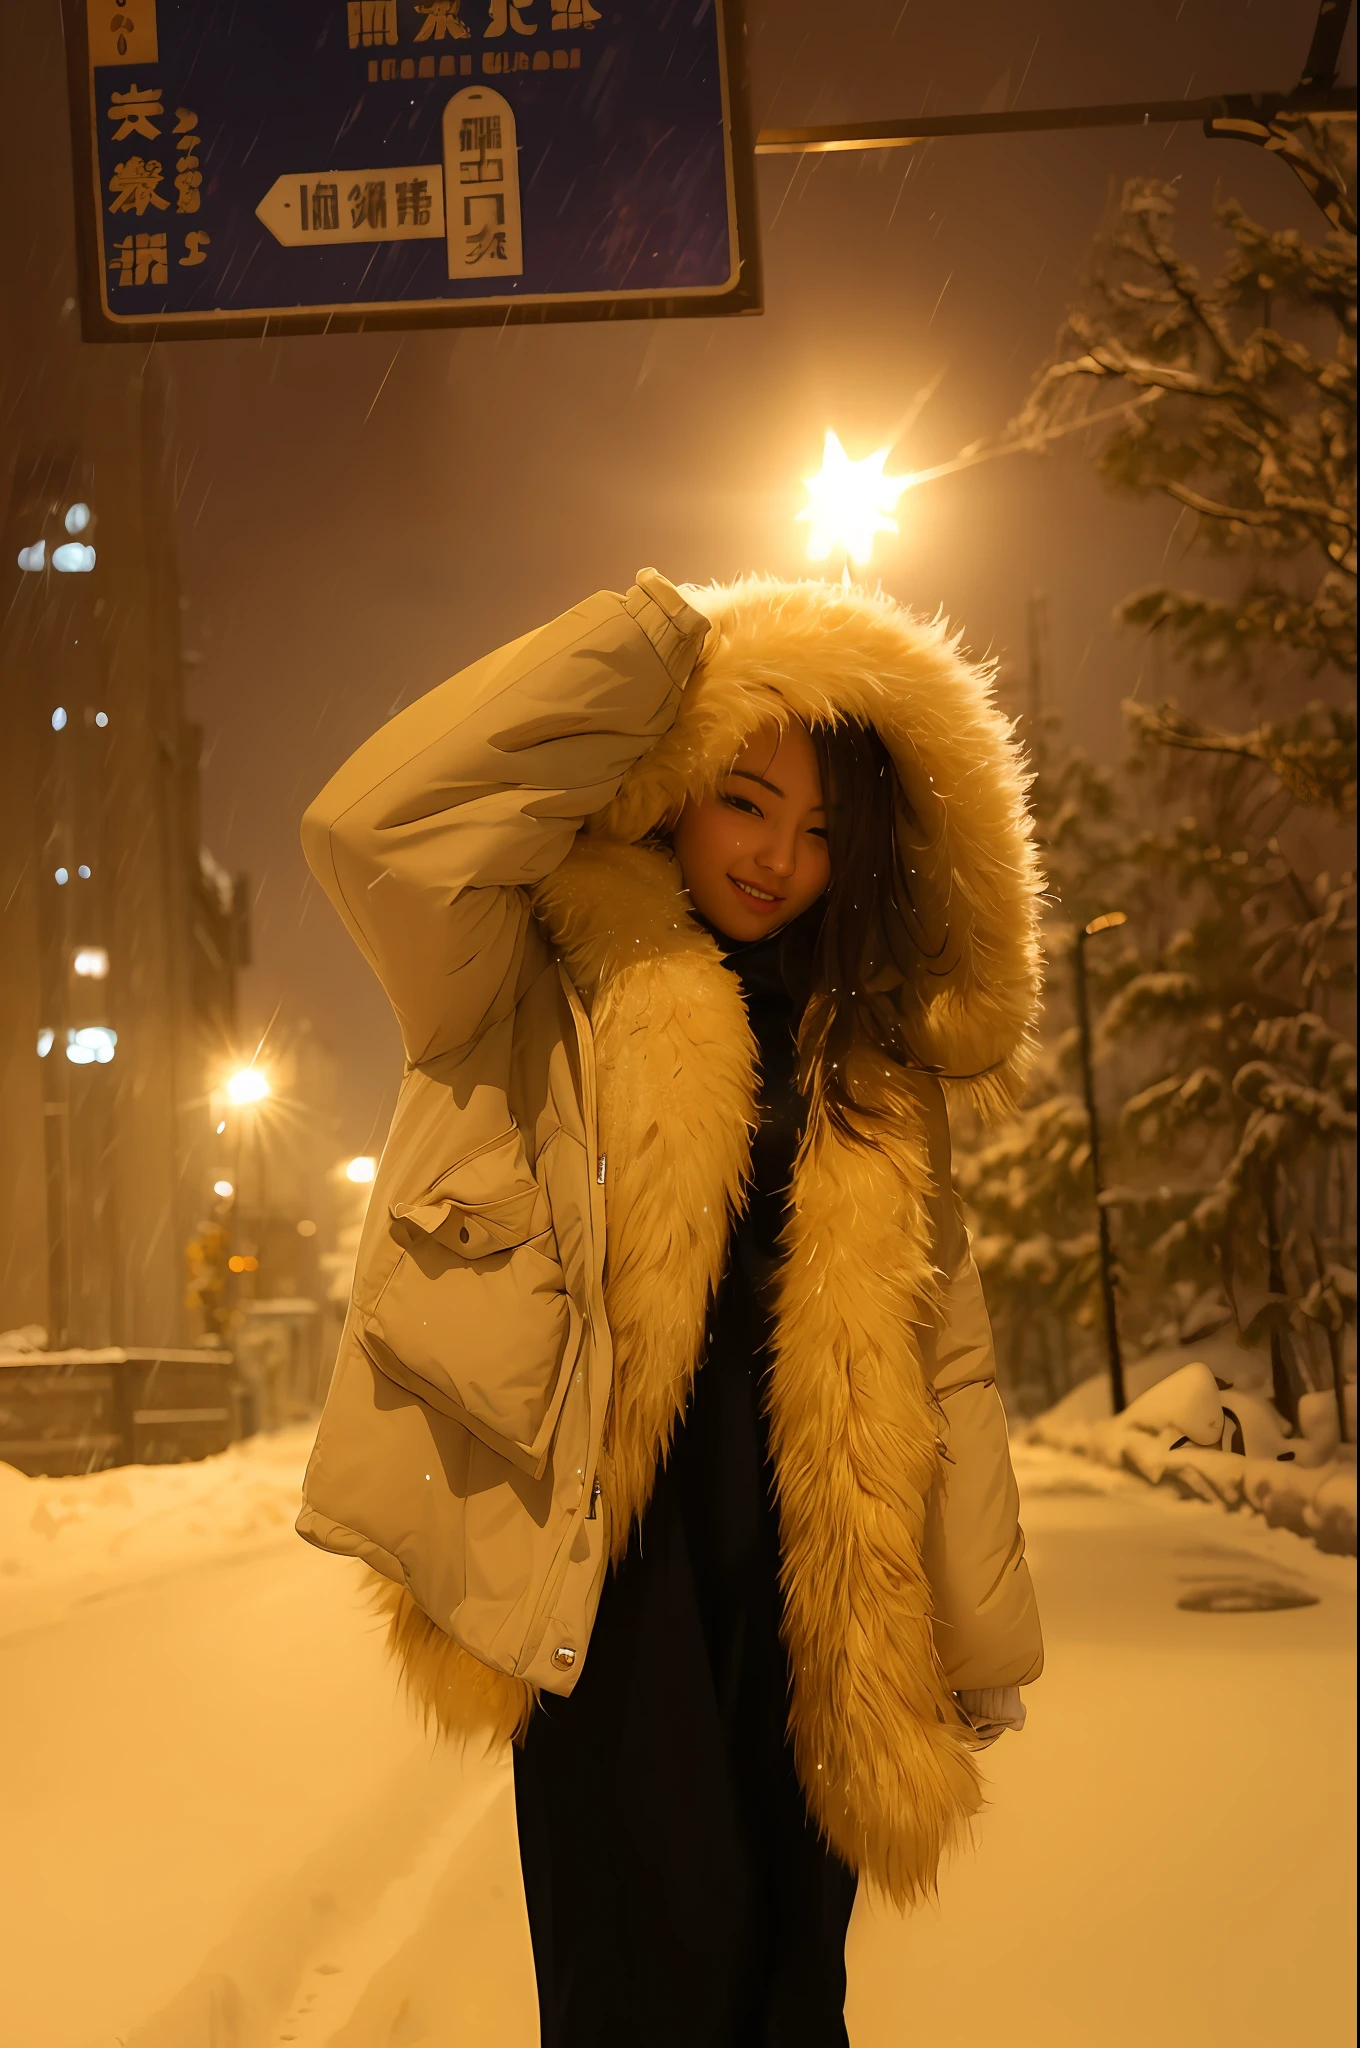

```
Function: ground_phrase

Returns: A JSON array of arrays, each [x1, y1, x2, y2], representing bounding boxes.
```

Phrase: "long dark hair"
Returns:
[[797, 719, 946, 1140]]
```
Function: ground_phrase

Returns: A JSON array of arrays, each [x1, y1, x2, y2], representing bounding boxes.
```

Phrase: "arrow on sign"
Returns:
[[256, 167, 445, 247]]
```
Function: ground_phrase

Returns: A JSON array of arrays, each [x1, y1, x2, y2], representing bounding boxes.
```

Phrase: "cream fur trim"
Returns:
[[370, 1576, 536, 1747], [534, 837, 757, 1557], [771, 1050, 981, 1901]]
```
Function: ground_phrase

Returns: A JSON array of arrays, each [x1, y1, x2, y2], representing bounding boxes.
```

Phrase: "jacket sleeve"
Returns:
[[301, 570, 709, 1065], [915, 1086, 1044, 1692]]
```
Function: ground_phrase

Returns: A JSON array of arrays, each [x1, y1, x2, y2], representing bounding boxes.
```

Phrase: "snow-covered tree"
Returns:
[[967, 127, 1356, 1428], [1013, 121, 1355, 690]]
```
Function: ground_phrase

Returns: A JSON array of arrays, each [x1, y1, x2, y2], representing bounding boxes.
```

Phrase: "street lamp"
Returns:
[[797, 429, 913, 583], [1074, 910, 1128, 1415], [222, 1065, 272, 1299], [226, 1065, 270, 1105]]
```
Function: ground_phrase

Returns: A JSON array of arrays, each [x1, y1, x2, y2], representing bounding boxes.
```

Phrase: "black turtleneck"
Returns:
[[670, 904, 822, 1656], [698, 903, 820, 1281]]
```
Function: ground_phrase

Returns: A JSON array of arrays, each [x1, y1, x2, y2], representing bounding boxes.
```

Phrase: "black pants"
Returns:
[[513, 1269, 857, 2048]]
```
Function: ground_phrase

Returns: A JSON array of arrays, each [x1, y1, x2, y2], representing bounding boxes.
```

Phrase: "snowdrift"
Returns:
[[0, 1424, 313, 1638], [1027, 1344, 1357, 1556]]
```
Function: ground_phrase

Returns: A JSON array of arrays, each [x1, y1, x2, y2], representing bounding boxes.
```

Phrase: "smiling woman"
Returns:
[[297, 569, 1045, 2048]]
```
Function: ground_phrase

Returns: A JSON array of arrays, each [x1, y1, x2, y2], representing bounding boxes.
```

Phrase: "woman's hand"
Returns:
[[628, 569, 716, 680]]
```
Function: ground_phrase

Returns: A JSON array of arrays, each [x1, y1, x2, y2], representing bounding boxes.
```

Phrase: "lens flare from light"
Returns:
[[345, 1155, 377, 1184], [797, 429, 913, 567], [213, 1179, 234, 1198], [226, 1066, 270, 1105]]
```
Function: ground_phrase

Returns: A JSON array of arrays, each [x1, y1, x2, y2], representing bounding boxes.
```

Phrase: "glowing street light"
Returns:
[[345, 1155, 377, 1184], [797, 429, 913, 574], [226, 1065, 271, 1106]]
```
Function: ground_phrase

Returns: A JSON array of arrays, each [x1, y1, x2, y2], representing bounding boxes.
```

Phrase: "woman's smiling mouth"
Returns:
[[728, 876, 782, 908]]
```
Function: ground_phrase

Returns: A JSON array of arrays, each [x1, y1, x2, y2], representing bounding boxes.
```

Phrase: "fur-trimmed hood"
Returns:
[[600, 574, 1043, 1117]]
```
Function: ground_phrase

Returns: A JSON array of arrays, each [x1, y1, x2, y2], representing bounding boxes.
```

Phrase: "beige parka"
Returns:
[[298, 568, 1043, 1903]]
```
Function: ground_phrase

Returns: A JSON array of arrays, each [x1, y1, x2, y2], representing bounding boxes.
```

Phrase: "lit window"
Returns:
[[65, 1025, 117, 1066], [213, 1179, 235, 1198], [51, 706, 68, 731], [95, 712, 109, 728], [52, 543, 96, 574], [54, 868, 69, 886], [37, 1028, 55, 1058], [77, 865, 92, 880], [346, 1156, 377, 1184], [17, 541, 45, 572], [64, 503, 92, 535], [73, 946, 110, 979]]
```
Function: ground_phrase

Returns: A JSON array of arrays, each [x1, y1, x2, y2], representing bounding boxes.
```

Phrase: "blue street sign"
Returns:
[[64, 0, 759, 339]]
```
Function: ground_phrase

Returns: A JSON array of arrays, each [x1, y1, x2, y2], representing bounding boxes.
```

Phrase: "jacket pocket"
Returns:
[[360, 1126, 581, 1478]]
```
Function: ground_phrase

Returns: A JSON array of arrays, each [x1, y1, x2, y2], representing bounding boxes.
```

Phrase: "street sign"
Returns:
[[62, 0, 759, 340]]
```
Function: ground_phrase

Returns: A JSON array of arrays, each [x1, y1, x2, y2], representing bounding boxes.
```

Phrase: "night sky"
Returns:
[[5, 0, 1351, 1154]]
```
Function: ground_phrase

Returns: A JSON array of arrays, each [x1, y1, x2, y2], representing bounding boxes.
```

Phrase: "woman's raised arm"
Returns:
[[302, 570, 709, 1065]]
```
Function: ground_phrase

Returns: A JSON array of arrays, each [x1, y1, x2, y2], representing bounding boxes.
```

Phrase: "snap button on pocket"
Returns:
[[550, 1644, 575, 1671]]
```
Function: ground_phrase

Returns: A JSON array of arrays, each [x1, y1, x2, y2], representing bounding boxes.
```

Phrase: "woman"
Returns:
[[298, 569, 1043, 2046]]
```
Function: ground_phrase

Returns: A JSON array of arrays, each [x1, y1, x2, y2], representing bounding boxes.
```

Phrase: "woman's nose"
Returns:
[[757, 832, 798, 879]]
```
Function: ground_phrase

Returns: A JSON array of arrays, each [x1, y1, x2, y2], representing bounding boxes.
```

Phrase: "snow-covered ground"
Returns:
[[2, 1431, 1354, 2047]]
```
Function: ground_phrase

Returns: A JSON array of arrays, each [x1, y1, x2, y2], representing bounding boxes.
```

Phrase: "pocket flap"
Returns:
[[390, 1126, 546, 1258]]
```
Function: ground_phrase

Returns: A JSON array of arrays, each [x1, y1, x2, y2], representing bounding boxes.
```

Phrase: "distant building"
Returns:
[[0, 376, 249, 1349]]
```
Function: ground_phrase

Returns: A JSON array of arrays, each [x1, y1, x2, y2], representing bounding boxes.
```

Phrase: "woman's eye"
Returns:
[[720, 792, 761, 818], [808, 826, 829, 841]]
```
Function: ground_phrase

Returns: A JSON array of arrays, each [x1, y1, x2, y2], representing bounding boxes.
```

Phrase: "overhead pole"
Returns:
[[756, 0, 1357, 231], [755, 87, 1355, 158]]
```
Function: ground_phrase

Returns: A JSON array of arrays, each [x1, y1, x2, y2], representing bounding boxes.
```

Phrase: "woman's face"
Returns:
[[671, 720, 831, 942]]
